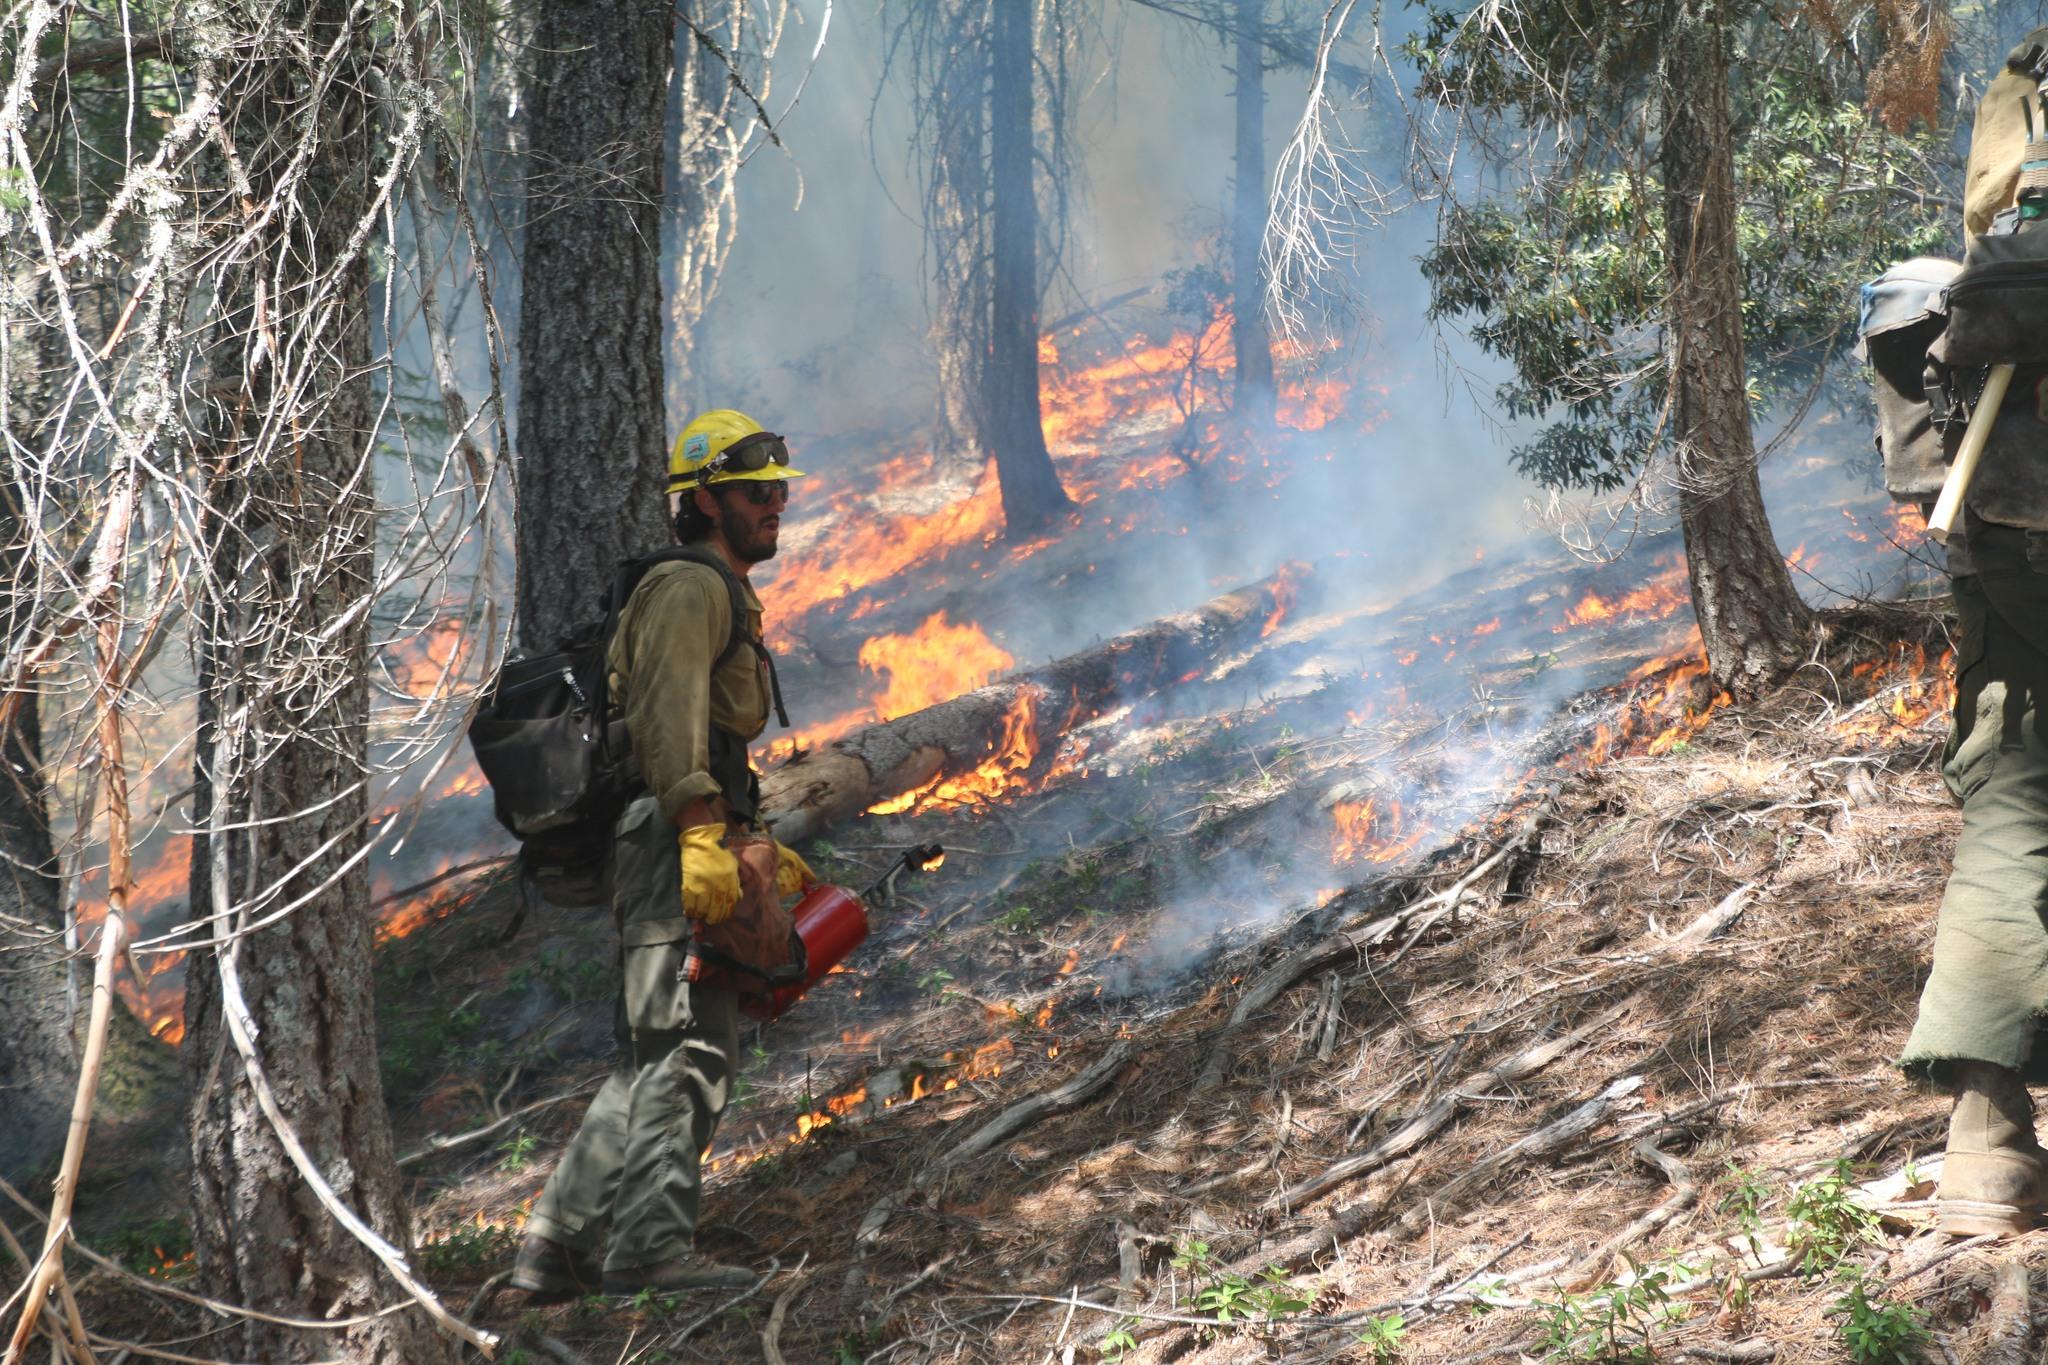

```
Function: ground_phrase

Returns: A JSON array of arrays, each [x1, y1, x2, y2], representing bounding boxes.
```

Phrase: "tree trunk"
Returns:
[[1231, 0, 1276, 426], [183, 6, 456, 1360], [930, 10, 990, 466], [516, 0, 673, 651], [1658, 0, 1810, 691], [985, 0, 1072, 536], [0, 478, 73, 1187]]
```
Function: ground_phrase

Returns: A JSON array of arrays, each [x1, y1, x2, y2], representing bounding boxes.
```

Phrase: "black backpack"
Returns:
[[468, 547, 782, 908]]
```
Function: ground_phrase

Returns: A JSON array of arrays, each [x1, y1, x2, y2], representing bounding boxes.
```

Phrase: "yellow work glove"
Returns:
[[678, 824, 742, 924], [774, 843, 818, 897]]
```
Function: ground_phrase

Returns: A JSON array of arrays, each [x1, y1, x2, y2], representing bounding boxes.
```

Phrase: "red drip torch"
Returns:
[[741, 844, 946, 1022]]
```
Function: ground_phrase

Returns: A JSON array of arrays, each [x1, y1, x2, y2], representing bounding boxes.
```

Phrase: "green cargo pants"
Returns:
[[526, 797, 740, 1272], [1904, 522, 2048, 1087]]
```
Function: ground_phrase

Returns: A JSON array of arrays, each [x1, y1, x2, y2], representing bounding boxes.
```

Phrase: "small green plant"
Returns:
[[1355, 1309, 1406, 1361], [1464, 1275, 1512, 1315], [1533, 1254, 1693, 1362], [1785, 1159, 1882, 1276], [1833, 1270, 1929, 1364], [994, 903, 1038, 933], [1170, 1239, 1214, 1277], [417, 1220, 519, 1276], [1099, 1319, 1140, 1361], [1173, 1254, 1309, 1332], [916, 966, 956, 998], [497, 1133, 538, 1171], [1718, 1160, 1772, 1256]]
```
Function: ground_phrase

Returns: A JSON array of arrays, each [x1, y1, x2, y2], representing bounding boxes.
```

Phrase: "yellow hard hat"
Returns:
[[668, 409, 809, 493]]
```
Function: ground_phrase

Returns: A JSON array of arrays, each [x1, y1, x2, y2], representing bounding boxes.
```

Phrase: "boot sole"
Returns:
[[509, 1267, 600, 1302], [1938, 1198, 2037, 1237], [601, 1272, 756, 1295]]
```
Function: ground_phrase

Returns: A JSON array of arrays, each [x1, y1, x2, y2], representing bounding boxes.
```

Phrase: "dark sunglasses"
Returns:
[[731, 479, 789, 507], [700, 431, 791, 483]]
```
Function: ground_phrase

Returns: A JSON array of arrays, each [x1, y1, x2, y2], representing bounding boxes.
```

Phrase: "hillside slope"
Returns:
[[322, 602, 2047, 1365]]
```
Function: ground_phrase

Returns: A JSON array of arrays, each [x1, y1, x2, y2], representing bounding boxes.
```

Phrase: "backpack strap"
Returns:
[[607, 545, 792, 731]]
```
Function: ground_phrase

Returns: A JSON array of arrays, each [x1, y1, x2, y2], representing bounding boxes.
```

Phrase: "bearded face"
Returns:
[[702, 482, 786, 564]]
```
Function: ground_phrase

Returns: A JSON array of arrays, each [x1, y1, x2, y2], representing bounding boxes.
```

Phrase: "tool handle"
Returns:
[[1929, 362, 2017, 546], [860, 843, 945, 904]]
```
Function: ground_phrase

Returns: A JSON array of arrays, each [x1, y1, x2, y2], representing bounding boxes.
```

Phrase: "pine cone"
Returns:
[[1311, 1286, 1345, 1316]]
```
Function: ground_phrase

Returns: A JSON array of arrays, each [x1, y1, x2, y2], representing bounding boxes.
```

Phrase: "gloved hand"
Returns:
[[678, 824, 742, 924], [774, 842, 818, 896]]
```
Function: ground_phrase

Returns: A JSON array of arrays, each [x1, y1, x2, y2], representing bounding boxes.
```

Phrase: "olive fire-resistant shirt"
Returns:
[[606, 555, 772, 824]]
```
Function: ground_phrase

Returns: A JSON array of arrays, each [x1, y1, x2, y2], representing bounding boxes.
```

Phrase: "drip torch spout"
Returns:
[[863, 843, 948, 906]]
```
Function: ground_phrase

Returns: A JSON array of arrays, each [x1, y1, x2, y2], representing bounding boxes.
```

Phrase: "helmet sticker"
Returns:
[[683, 432, 711, 464]]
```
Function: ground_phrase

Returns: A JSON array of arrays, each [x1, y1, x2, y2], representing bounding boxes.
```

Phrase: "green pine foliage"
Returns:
[[1408, 4, 1953, 491]]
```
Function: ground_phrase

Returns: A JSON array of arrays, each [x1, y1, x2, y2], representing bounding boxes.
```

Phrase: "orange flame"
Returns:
[[867, 688, 1045, 816], [1554, 559, 1690, 633], [1331, 797, 1427, 865], [860, 612, 1014, 720]]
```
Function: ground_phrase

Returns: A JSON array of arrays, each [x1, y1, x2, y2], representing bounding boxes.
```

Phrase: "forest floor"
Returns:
[[277, 595, 2047, 1365]]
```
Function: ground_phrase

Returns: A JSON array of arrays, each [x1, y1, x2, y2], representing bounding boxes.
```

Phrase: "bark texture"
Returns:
[[0, 482, 72, 1187], [762, 570, 1295, 843], [1231, 0, 1276, 426], [1658, 1, 1810, 691], [985, 0, 1072, 535], [516, 0, 673, 651], [929, 8, 990, 464], [183, 7, 454, 1360]]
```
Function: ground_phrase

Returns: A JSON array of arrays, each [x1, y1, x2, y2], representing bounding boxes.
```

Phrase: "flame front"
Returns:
[[861, 612, 1014, 720]]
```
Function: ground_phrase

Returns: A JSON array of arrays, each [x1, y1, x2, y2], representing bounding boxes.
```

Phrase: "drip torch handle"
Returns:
[[860, 843, 947, 905]]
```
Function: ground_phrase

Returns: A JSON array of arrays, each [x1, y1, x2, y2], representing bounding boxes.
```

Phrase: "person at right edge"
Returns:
[[509, 410, 818, 1294], [1897, 30, 2048, 1238]]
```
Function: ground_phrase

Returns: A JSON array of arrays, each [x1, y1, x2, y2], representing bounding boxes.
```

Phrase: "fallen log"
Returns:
[[761, 570, 1301, 844]]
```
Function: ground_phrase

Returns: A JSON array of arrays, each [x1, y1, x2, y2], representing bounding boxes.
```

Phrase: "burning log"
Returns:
[[760, 569, 1302, 843]]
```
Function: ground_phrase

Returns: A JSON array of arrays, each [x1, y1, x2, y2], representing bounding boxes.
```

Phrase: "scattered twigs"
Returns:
[[858, 1043, 1135, 1246], [6, 483, 137, 1365], [397, 1078, 603, 1166], [1567, 1129, 1701, 1289], [1268, 998, 1633, 1213], [870, 1254, 954, 1327], [927, 1042, 1135, 1179], [1180, 1090, 1294, 1196], [761, 1277, 803, 1365], [1197, 796, 1555, 1089], [669, 1257, 787, 1348], [1396, 1075, 1645, 1237], [1668, 883, 1753, 945], [1935, 1253, 2034, 1365]]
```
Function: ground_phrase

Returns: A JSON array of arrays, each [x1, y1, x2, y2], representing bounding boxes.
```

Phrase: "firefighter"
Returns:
[[511, 409, 817, 1296], [1899, 40, 2048, 1236]]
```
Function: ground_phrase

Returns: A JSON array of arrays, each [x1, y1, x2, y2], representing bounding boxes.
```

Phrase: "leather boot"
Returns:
[[1939, 1061, 2048, 1236], [509, 1233, 602, 1301], [600, 1257, 756, 1296]]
